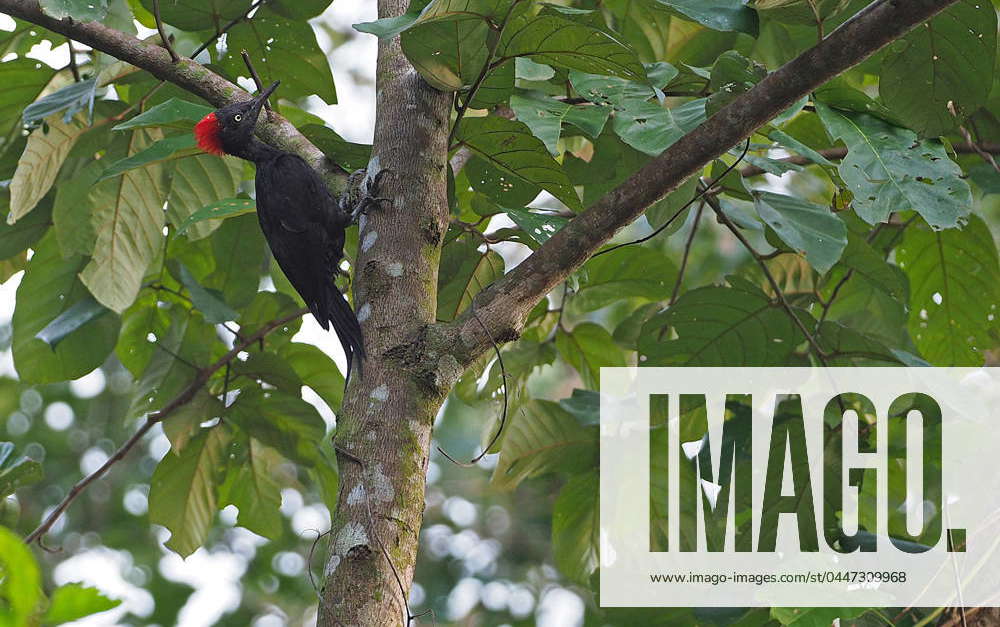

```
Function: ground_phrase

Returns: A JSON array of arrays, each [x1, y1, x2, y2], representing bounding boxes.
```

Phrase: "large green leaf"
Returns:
[[300, 124, 372, 173], [612, 99, 685, 156], [279, 342, 346, 408], [505, 208, 568, 245], [556, 322, 627, 389], [437, 238, 505, 322], [22, 76, 99, 126], [453, 116, 581, 210], [12, 232, 120, 383], [52, 160, 102, 257], [0, 442, 43, 499], [138, 0, 245, 31], [173, 197, 256, 237], [0, 58, 55, 137], [43, 583, 121, 625], [552, 470, 599, 584], [896, 216, 999, 366], [509, 91, 610, 154], [401, 17, 492, 92], [222, 8, 337, 104], [80, 128, 169, 313], [112, 98, 213, 132], [640, 278, 804, 365], [225, 387, 327, 467], [0, 526, 41, 627], [9, 113, 88, 223], [771, 607, 867, 626], [653, 0, 758, 35], [149, 426, 230, 558], [0, 189, 52, 260], [219, 437, 284, 539], [752, 191, 847, 274], [35, 295, 110, 349], [167, 154, 244, 240], [98, 134, 197, 181], [816, 103, 972, 228], [572, 247, 677, 312], [491, 399, 597, 490], [204, 213, 267, 309], [880, 0, 997, 136], [498, 13, 646, 81], [177, 263, 239, 323]]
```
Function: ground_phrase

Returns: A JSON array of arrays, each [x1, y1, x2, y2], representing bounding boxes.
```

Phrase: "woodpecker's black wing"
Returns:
[[253, 152, 365, 380]]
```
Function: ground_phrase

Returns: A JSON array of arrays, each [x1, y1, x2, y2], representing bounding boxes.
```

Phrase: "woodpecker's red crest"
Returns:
[[194, 112, 224, 156]]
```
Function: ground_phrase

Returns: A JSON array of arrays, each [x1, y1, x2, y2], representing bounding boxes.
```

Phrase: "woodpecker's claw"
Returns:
[[348, 168, 393, 223]]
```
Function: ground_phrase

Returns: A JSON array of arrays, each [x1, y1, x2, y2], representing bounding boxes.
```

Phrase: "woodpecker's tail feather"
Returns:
[[310, 283, 366, 384]]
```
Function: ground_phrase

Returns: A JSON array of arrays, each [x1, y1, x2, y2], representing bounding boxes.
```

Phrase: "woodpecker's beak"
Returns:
[[252, 81, 280, 112]]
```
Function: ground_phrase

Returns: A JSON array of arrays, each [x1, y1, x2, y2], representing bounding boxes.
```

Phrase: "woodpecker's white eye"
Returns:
[[234, 114, 243, 122]]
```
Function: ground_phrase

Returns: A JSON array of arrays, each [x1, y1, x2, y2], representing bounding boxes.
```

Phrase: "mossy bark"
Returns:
[[317, 0, 453, 624]]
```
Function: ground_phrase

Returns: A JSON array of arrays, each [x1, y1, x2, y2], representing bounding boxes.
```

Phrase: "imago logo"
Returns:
[[599, 368, 1000, 608]]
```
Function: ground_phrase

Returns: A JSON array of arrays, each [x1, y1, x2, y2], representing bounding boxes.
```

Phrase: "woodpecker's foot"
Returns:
[[349, 168, 392, 223]]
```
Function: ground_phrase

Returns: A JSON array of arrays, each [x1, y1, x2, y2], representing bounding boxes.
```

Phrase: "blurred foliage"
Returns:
[[1, 0, 999, 624]]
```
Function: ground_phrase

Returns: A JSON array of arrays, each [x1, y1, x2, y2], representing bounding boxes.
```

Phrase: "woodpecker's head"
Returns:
[[195, 81, 279, 156]]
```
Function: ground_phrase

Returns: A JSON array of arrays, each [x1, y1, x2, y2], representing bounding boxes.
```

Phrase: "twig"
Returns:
[[66, 37, 80, 81], [24, 307, 309, 545], [958, 125, 1000, 174], [669, 201, 705, 305], [436, 309, 508, 467], [240, 49, 272, 113], [593, 139, 751, 258], [701, 182, 830, 364], [152, 0, 179, 62]]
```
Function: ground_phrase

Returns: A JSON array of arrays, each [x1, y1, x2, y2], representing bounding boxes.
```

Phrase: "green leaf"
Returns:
[[43, 583, 121, 625], [219, 437, 284, 539], [222, 8, 337, 104], [35, 295, 110, 349], [12, 232, 120, 383], [177, 263, 239, 323], [640, 278, 804, 365], [149, 426, 230, 558], [167, 155, 244, 240], [0, 526, 41, 627], [162, 390, 222, 455], [205, 213, 267, 309], [112, 98, 213, 131], [896, 215, 1000, 366], [174, 197, 256, 237], [498, 14, 647, 82], [654, 0, 758, 35], [437, 238, 505, 322], [552, 470, 599, 584], [509, 91, 609, 154], [138, 0, 245, 31], [52, 160, 101, 257], [300, 125, 372, 172], [23, 77, 99, 126], [0, 189, 52, 260], [80, 128, 169, 313], [880, 0, 997, 136], [237, 291, 303, 349], [9, 114, 88, 223], [612, 99, 685, 156], [401, 17, 491, 92], [771, 607, 867, 627], [98, 134, 197, 181], [569, 70, 656, 109], [39, 0, 108, 19], [454, 116, 581, 211], [230, 352, 302, 393], [752, 191, 846, 274], [0, 58, 56, 137], [225, 387, 327, 467], [279, 342, 346, 409], [572, 247, 677, 312], [816, 103, 972, 228], [0, 442, 43, 499], [492, 399, 597, 490], [127, 307, 219, 419], [815, 320, 900, 365], [835, 232, 905, 300], [556, 322, 626, 389], [505, 208, 567, 245], [269, 0, 333, 19]]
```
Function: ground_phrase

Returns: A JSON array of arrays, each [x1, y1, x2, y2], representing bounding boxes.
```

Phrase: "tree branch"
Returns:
[[24, 308, 308, 545], [0, 0, 344, 187], [435, 0, 961, 368]]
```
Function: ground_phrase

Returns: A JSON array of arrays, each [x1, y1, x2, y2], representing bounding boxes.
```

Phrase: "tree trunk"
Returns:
[[318, 1, 454, 624]]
